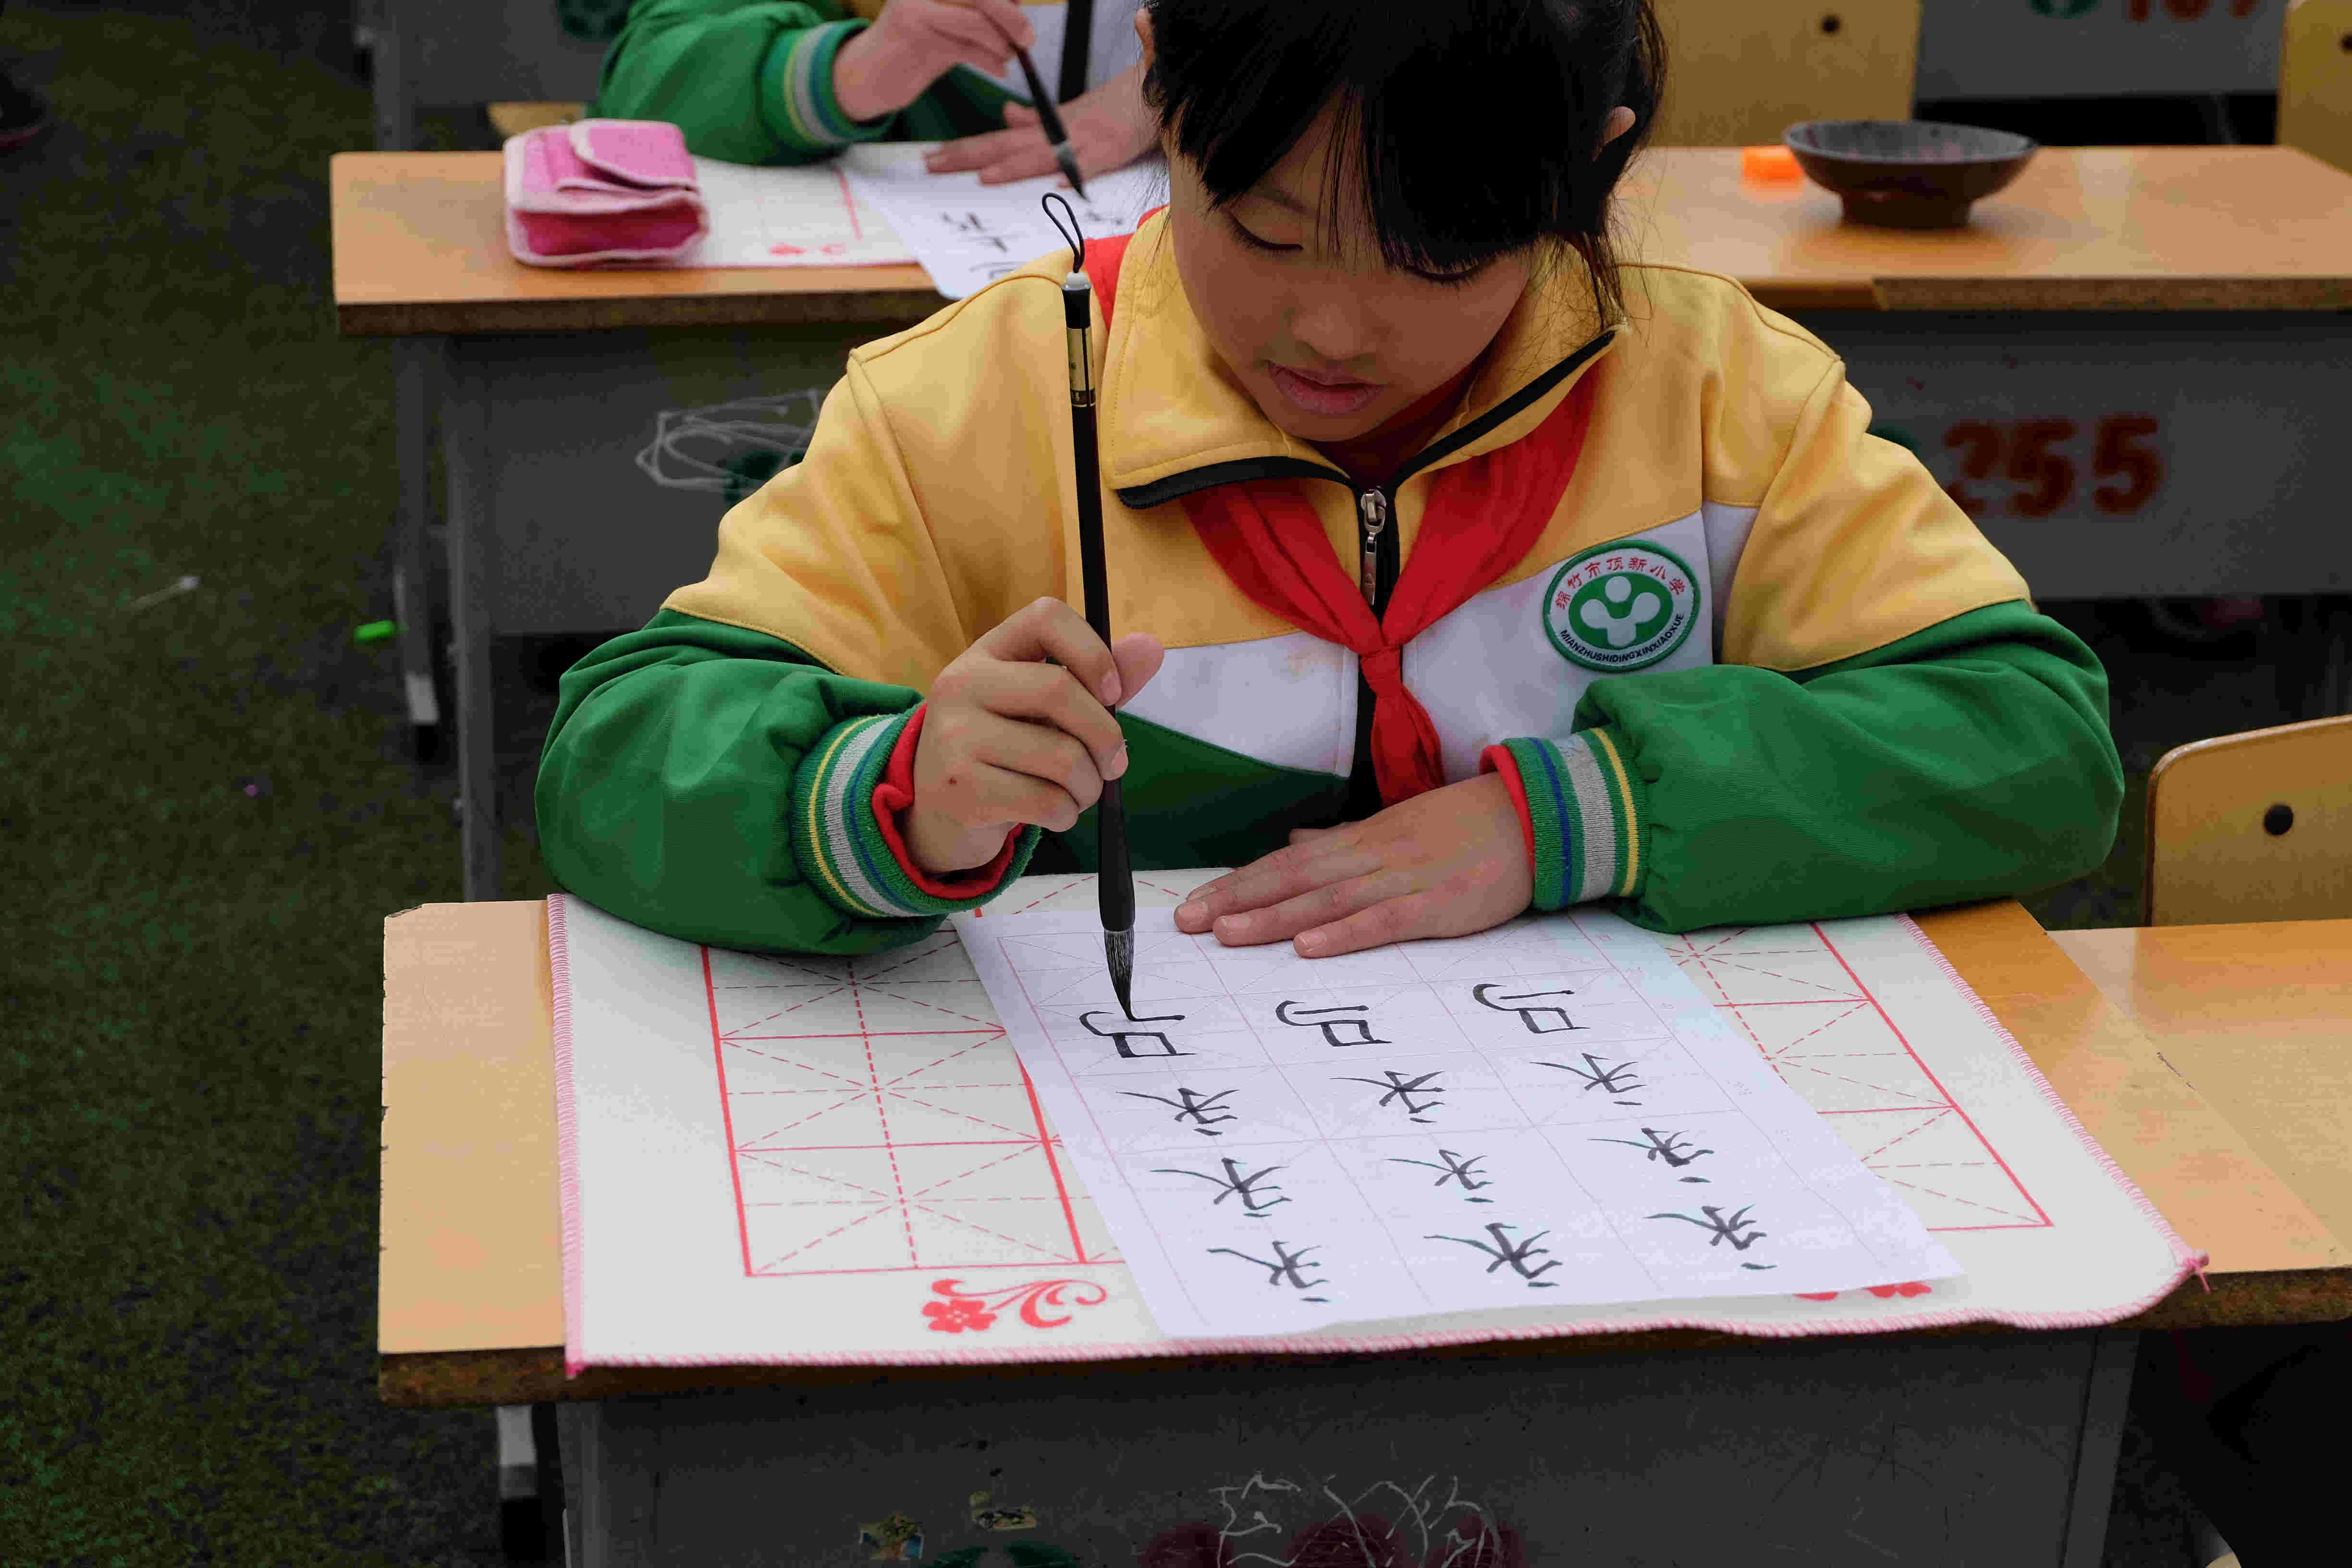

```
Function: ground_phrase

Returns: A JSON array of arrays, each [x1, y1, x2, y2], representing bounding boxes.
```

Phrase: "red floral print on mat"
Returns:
[[919, 1277, 1109, 1333], [1796, 1280, 1935, 1303]]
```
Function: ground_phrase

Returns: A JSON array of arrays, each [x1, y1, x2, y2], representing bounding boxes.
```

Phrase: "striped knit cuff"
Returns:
[[765, 19, 893, 152], [1481, 729, 1644, 910], [790, 708, 1039, 921]]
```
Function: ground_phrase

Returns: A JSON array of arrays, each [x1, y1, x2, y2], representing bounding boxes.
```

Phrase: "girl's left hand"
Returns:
[[921, 60, 1156, 185], [1172, 772, 1535, 958]]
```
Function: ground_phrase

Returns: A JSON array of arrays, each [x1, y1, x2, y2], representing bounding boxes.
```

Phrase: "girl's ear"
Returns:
[[1598, 105, 1636, 148], [1133, 6, 1153, 71]]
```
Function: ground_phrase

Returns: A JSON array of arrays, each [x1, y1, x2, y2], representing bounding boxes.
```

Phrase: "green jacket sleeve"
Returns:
[[536, 609, 1040, 956], [1493, 599, 2122, 933], [589, 0, 1027, 163]]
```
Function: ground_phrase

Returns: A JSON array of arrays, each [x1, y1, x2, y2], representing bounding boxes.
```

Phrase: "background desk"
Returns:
[[332, 144, 2352, 900], [356, 0, 2300, 153], [380, 899, 2352, 1565]]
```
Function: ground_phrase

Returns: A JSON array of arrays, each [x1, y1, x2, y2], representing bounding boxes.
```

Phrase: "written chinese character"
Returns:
[[1120, 1085, 1237, 1136], [1275, 998, 1389, 1048], [1592, 1126, 1714, 1176], [1082, 1010, 1190, 1059], [1336, 1068, 1446, 1123], [1155, 1156, 1289, 1216], [1648, 1203, 1772, 1267], [1207, 1238, 1328, 1298], [1471, 982, 1582, 1034], [1390, 1147, 1495, 1201], [1427, 1222, 1561, 1286], [1538, 1051, 1644, 1105]]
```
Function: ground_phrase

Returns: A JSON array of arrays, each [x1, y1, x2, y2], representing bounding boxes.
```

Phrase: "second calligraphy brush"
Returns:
[[1044, 195, 1132, 1018], [1004, 35, 1088, 198]]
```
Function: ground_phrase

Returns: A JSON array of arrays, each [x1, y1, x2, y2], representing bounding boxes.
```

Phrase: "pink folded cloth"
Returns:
[[503, 119, 710, 267]]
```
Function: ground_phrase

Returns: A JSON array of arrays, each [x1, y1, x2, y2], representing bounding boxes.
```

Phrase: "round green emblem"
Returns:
[[1541, 541, 1701, 672]]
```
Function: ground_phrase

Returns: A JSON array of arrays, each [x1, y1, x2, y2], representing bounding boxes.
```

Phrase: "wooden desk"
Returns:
[[380, 898, 2352, 1566], [2051, 919, 2352, 1270], [330, 145, 2352, 900]]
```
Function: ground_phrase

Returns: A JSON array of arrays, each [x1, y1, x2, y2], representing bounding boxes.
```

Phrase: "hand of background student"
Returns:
[[1172, 773, 1535, 958], [831, 0, 1038, 124], [904, 598, 1164, 876], [922, 60, 1158, 186]]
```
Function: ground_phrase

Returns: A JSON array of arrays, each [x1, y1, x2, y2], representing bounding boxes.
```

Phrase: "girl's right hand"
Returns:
[[905, 598, 1164, 875], [831, 0, 1038, 124]]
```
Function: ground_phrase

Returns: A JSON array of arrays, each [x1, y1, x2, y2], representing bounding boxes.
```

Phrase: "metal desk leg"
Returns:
[[2060, 1330, 2137, 1568], [393, 341, 442, 751], [442, 341, 501, 902], [368, 0, 412, 152]]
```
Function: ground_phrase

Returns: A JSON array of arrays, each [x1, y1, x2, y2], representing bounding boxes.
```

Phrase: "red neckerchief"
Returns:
[[1083, 217, 1600, 805]]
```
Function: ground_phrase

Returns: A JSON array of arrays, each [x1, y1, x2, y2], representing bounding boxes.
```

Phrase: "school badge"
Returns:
[[1540, 541, 1701, 672]]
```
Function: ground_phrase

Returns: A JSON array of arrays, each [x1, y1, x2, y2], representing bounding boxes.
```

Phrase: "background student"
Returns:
[[590, 0, 1159, 183], [536, 0, 2120, 961]]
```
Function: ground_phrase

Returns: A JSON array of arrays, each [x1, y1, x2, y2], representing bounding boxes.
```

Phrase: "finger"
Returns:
[[1205, 869, 1400, 950], [1110, 633, 1164, 705], [958, 707, 1107, 812], [924, 127, 1031, 172], [953, 757, 1086, 833], [973, 0, 1037, 49], [965, 661, 1126, 777], [978, 597, 1122, 705], [1173, 838, 1380, 933], [974, 145, 1063, 184], [1295, 888, 1444, 958], [1287, 825, 1336, 846], [929, 9, 1018, 72], [1000, 101, 1041, 125]]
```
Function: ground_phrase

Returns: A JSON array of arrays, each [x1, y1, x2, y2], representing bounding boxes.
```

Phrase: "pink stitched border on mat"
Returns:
[[552, 904, 2209, 1372], [545, 896, 591, 1378]]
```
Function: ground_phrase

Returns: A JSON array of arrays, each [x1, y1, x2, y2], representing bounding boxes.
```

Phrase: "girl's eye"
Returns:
[[1228, 212, 1489, 287], [1412, 264, 1487, 290], [1227, 216, 1300, 255]]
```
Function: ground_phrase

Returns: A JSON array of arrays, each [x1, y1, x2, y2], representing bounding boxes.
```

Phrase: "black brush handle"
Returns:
[[1063, 275, 1129, 942], [1097, 778, 1132, 931]]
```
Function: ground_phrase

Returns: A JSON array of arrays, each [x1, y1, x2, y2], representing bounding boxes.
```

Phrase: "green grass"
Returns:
[[1, 7, 544, 1562]]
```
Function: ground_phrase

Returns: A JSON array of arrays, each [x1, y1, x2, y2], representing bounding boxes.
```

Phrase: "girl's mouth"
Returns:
[[1268, 363, 1384, 417]]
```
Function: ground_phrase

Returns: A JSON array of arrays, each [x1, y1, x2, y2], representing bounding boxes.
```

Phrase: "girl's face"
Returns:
[[1159, 102, 1535, 444]]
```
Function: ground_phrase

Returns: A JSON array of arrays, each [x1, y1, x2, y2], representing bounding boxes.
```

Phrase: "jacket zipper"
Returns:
[[1348, 483, 1398, 813], [1355, 488, 1390, 609]]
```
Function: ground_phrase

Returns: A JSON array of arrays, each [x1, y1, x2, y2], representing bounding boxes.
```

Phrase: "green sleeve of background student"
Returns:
[[589, 0, 1029, 164], [1535, 600, 2122, 932], [535, 610, 1039, 956]]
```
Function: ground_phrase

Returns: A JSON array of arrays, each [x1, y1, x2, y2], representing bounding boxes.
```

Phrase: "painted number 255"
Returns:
[[1941, 415, 2166, 519]]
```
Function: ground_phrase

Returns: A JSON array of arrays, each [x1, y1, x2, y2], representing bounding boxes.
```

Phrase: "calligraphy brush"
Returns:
[[1005, 37, 1088, 198], [1044, 194, 1131, 1018]]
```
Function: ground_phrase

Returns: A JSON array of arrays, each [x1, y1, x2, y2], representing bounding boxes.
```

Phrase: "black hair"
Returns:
[[1138, 0, 1666, 325]]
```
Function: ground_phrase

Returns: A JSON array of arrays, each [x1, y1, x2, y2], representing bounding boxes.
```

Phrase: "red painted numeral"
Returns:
[[2005, 418, 2079, 518], [2091, 414, 2165, 514], [2165, 0, 2210, 18], [1938, 415, 2166, 520], [1942, 421, 2003, 518]]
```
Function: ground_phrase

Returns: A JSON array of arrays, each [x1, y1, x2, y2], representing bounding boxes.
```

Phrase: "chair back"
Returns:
[[1650, 0, 1922, 147], [2280, 0, 2352, 176], [2146, 714, 2352, 926]]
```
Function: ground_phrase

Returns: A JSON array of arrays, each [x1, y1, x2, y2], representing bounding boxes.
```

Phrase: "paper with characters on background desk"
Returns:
[[547, 872, 2201, 1374], [680, 145, 1167, 292]]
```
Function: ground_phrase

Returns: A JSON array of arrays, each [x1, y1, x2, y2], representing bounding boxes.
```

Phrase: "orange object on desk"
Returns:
[[1741, 145, 1802, 183]]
